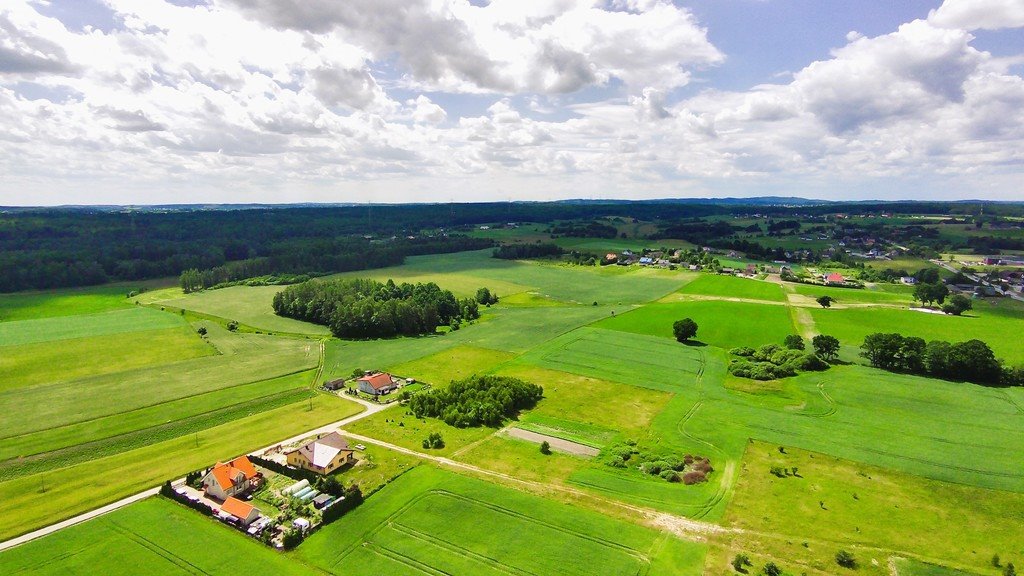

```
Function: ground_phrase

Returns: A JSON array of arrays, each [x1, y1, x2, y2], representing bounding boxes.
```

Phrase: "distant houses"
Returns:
[[285, 431, 355, 475], [357, 372, 398, 396], [201, 455, 260, 501], [824, 272, 846, 285]]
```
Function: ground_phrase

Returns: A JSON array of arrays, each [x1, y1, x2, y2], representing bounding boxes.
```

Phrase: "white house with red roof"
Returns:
[[219, 496, 261, 527], [357, 372, 398, 396], [201, 455, 259, 501], [824, 272, 846, 285]]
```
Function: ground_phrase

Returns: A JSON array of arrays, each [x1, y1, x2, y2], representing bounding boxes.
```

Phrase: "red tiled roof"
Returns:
[[827, 273, 845, 283], [209, 456, 257, 491], [221, 496, 255, 519], [358, 372, 395, 391]]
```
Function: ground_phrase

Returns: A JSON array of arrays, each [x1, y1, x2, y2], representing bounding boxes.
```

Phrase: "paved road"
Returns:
[[0, 394, 396, 553]]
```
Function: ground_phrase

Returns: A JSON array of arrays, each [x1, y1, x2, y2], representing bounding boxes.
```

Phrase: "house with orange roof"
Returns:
[[825, 272, 846, 285], [201, 455, 259, 501], [285, 431, 354, 475], [357, 372, 398, 396], [219, 496, 261, 527]]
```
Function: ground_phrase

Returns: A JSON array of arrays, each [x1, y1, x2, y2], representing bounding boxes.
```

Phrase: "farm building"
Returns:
[[220, 496, 261, 527], [285, 431, 354, 475], [201, 455, 259, 501], [824, 272, 846, 285], [323, 378, 347, 391], [357, 372, 398, 396]]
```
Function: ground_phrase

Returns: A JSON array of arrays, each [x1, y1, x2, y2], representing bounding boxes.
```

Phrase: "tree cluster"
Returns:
[[407, 375, 543, 427], [860, 333, 1017, 385], [912, 282, 950, 307], [729, 340, 830, 380], [549, 220, 618, 238], [492, 243, 564, 260], [273, 278, 480, 339], [602, 441, 713, 484]]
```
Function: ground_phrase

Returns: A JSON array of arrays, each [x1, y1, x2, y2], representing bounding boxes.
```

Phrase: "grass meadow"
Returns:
[[157, 285, 331, 335], [297, 465, 707, 576], [809, 305, 1024, 363], [0, 284, 136, 321], [0, 497, 312, 575], [594, 301, 797, 349], [788, 282, 915, 305], [678, 274, 786, 302], [711, 441, 1024, 576]]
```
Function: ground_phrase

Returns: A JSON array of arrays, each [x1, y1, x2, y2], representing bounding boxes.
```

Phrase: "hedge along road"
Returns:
[[0, 392, 392, 553]]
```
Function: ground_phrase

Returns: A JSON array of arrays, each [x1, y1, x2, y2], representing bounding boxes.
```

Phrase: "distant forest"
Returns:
[[1, 200, 1021, 293]]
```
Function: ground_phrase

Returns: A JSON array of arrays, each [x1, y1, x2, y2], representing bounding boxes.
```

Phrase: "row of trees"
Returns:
[[407, 375, 543, 427], [860, 333, 1021, 385], [272, 278, 481, 338], [492, 243, 564, 260]]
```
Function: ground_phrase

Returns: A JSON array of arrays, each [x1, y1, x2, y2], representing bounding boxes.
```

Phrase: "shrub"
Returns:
[[732, 554, 752, 573], [281, 528, 304, 550], [836, 550, 856, 568], [730, 346, 755, 357], [762, 562, 782, 576], [682, 471, 707, 485], [659, 469, 680, 482], [539, 441, 551, 455], [226, 320, 239, 331], [784, 334, 805, 350], [196, 326, 207, 336], [422, 432, 445, 449]]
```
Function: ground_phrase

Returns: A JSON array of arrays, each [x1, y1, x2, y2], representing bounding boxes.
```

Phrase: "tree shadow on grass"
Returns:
[[681, 340, 707, 347]]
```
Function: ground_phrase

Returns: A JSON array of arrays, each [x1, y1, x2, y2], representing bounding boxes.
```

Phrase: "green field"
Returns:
[[0, 326, 214, 391], [297, 465, 707, 575], [0, 497, 313, 575], [788, 282, 914, 304], [0, 284, 139, 322], [385, 345, 515, 386], [678, 274, 785, 302], [714, 441, 1024, 575], [810, 305, 1024, 363], [0, 307, 189, 346], [157, 285, 331, 335], [594, 301, 797, 349]]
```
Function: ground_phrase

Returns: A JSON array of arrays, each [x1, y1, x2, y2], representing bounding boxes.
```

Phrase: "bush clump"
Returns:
[[728, 340, 830, 381], [408, 375, 543, 427]]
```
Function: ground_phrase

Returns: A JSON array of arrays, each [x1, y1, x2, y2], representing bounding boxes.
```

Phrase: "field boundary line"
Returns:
[[388, 521, 537, 576]]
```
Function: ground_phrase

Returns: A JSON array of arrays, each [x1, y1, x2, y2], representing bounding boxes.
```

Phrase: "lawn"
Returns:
[[157, 284, 332, 335], [343, 406, 496, 457], [594, 301, 797, 350], [0, 326, 214, 392], [517, 327, 705, 393], [714, 440, 1024, 576], [0, 306, 189, 346], [297, 465, 708, 576], [0, 394, 362, 541], [678, 274, 786, 302], [809, 305, 1024, 363], [0, 497, 313, 575], [788, 282, 914, 305]]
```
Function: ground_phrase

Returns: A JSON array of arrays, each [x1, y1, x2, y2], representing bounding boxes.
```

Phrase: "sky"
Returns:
[[1, 0, 1023, 205]]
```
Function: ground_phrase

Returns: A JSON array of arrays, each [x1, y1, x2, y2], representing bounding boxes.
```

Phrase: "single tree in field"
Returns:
[[835, 550, 856, 569], [539, 440, 551, 455], [816, 295, 834, 308], [673, 318, 698, 342], [784, 334, 805, 350], [762, 562, 782, 576], [812, 334, 840, 361], [731, 554, 752, 573]]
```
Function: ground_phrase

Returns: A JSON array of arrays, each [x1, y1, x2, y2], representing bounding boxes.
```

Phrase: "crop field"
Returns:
[[594, 301, 797, 349], [0, 326, 213, 391], [0, 326, 318, 439], [809, 305, 1024, 363], [517, 327, 704, 393], [0, 393, 361, 541], [712, 441, 1024, 576], [298, 466, 707, 576], [156, 284, 331, 335], [0, 306, 189, 346], [678, 274, 785, 302], [0, 497, 311, 575]]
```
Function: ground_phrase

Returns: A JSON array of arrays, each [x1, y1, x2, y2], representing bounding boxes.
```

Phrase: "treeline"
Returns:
[[861, 333, 1022, 386], [492, 243, 564, 260], [272, 278, 480, 338], [181, 235, 492, 293], [407, 375, 543, 427]]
